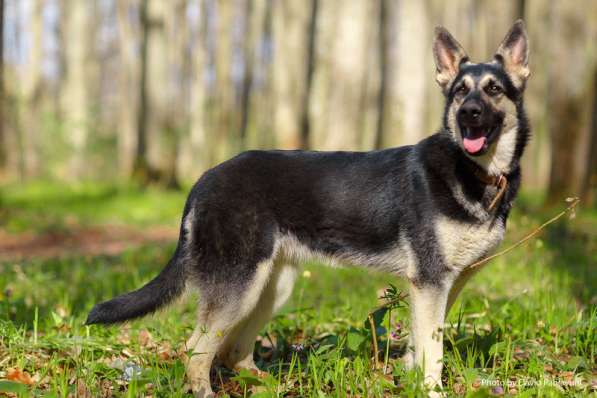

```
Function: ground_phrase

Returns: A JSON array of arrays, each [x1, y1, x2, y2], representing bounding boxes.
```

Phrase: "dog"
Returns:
[[87, 20, 530, 397]]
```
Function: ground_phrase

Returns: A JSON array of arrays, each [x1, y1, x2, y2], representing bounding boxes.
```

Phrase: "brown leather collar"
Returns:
[[473, 169, 508, 211]]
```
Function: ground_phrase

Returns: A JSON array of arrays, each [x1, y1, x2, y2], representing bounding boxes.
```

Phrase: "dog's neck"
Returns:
[[465, 126, 518, 176]]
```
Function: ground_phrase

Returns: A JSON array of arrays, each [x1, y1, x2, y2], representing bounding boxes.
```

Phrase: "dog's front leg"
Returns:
[[408, 279, 452, 392]]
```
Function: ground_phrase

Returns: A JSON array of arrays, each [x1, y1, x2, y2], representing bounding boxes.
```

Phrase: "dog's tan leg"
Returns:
[[185, 260, 274, 397], [408, 280, 451, 394], [218, 263, 298, 371]]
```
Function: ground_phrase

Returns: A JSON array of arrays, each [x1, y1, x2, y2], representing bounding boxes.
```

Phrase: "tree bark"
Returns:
[[395, 0, 428, 146], [0, 0, 4, 175], [298, 0, 318, 150], [272, 0, 311, 149], [116, 0, 139, 179], [212, 0, 235, 161], [374, 0, 388, 150], [581, 66, 597, 207], [62, 0, 90, 179], [187, 0, 209, 175], [321, 0, 371, 151], [133, 0, 152, 183], [546, 1, 596, 205], [21, 0, 43, 178]]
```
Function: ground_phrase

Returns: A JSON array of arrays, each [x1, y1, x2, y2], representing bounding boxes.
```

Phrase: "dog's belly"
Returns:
[[434, 215, 505, 270], [274, 233, 418, 278]]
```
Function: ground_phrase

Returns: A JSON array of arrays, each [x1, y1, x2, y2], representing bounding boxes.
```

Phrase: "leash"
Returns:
[[466, 197, 580, 271], [473, 169, 508, 211]]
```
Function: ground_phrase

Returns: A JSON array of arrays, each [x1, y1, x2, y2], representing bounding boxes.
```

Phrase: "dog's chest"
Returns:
[[434, 215, 505, 270]]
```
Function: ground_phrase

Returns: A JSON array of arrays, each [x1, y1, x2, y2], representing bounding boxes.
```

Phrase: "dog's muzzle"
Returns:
[[457, 100, 500, 156]]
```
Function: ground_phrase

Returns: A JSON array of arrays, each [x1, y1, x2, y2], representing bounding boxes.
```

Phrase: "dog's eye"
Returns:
[[487, 84, 503, 95], [456, 85, 469, 95]]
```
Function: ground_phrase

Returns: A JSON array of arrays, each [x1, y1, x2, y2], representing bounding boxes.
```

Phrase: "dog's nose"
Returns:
[[458, 101, 483, 121]]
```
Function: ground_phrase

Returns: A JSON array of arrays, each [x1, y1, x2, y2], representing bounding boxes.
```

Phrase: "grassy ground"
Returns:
[[0, 182, 595, 397]]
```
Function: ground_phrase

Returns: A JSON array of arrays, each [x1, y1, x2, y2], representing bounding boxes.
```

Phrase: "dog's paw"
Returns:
[[427, 389, 447, 398], [190, 384, 214, 398]]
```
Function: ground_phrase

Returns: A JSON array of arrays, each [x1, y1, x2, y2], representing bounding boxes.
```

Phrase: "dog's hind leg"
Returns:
[[185, 260, 274, 398], [408, 279, 452, 394], [218, 263, 298, 372]]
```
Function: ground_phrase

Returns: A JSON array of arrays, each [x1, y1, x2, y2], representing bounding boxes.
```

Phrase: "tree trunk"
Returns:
[[133, 0, 152, 183], [213, 0, 235, 161], [272, 0, 312, 149], [0, 0, 4, 176], [21, 0, 43, 178], [238, 0, 269, 151], [546, 1, 596, 205], [62, 0, 90, 179], [238, 0, 254, 150], [116, 0, 139, 179], [298, 0, 318, 150], [140, 0, 183, 188], [187, 0, 209, 176], [581, 66, 597, 207], [374, 0, 388, 150], [320, 0, 372, 150], [247, 0, 275, 150], [162, 0, 187, 189], [395, 0, 428, 146]]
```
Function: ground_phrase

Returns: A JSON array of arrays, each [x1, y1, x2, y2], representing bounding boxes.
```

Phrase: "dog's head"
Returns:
[[434, 20, 530, 175]]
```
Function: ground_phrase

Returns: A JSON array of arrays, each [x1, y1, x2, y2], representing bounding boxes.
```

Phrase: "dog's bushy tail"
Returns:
[[85, 247, 186, 325]]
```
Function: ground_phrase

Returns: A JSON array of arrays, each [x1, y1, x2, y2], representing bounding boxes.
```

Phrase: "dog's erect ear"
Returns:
[[433, 26, 468, 92], [495, 20, 529, 89]]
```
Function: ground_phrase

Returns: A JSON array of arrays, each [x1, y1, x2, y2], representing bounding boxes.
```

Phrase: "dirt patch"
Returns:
[[0, 225, 178, 261]]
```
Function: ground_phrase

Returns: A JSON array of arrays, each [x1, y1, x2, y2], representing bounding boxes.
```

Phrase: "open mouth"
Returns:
[[460, 125, 498, 156]]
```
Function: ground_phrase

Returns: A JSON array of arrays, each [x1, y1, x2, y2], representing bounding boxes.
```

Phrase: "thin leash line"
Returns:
[[467, 197, 580, 271]]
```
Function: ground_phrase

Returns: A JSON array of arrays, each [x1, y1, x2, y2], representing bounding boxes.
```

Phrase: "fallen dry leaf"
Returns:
[[6, 368, 34, 385], [453, 382, 465, 395], [138, 329, 154, 348]]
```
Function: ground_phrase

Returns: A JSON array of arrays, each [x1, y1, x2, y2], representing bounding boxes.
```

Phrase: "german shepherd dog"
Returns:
[[87, 21, 530, 396]]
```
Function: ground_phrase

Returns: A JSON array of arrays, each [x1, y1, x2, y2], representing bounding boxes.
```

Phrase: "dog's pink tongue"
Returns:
[[463, 136, 486, 154]]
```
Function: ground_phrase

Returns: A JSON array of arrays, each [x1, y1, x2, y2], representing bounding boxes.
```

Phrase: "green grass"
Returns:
[[0, 183, 595, 397], [0, 181, 188, 233]]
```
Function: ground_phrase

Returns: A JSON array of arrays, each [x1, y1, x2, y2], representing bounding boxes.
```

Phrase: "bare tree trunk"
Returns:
[[162, 0, 187, 189], [62, 0, 90, 179], [213, 0, 235, 161], [374, 0, 388, 150], [238, 0, 254, 150], [116, 0, 139, 178], [133, 0, 153, 183], [0, 0, 4, 176], [581, 66, 597, 207], [248, 0, 275, 150], [298, 0, 318, 150], [239, 0, 269, 151], [321, 0, 371, 150], [145, 0, 167, 178], [135, 0, 185, 188], [272, 0, 311, 149], [546, 1, 596, 205], [3, 1, 23, 179], [188, 0, 209, 175], [395, 0, 428, 146], [21, 0, 43, 178]]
